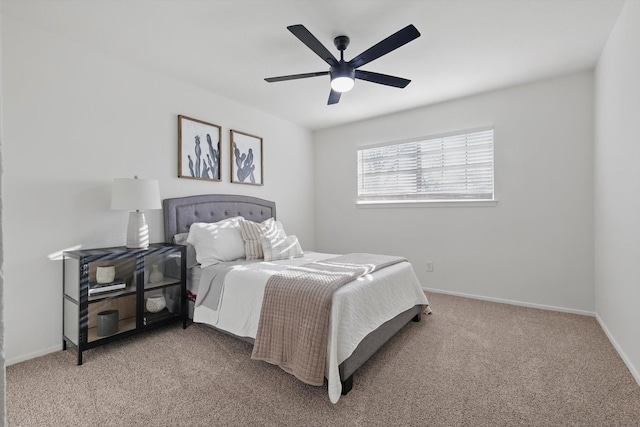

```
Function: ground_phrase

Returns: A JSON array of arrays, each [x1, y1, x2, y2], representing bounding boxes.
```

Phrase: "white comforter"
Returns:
[[192, 252, 429, 403]]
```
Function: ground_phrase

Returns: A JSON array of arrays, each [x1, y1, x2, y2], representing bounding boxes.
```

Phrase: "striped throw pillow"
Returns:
[[261, 234, 303, 262], [239, 218, 286, 260]]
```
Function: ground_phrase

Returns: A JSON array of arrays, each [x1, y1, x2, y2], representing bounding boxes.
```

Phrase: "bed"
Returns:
[[163, 194, 429, 403]]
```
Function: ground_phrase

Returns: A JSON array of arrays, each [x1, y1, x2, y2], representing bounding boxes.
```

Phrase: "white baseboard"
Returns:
[[595, 314, 640, 387], [423, 287, 595, 317], [5, 344, 61, 367]]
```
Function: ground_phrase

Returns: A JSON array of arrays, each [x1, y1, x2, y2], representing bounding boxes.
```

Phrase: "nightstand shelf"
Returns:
[[63, 243, 187, 365], [88, 286, 137, 303], [87, 317, 137, 342]]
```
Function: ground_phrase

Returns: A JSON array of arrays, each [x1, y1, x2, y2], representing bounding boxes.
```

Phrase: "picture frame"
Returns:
[[178, 115, 222, 182], [230, 129, 263, 185]]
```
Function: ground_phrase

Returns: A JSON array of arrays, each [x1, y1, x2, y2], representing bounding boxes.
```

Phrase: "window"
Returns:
[[357, 128, 494, 204]]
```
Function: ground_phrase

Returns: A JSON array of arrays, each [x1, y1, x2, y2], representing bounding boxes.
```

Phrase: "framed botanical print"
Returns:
[[230, 129, 263, 185], [178, 115, 222, 181]]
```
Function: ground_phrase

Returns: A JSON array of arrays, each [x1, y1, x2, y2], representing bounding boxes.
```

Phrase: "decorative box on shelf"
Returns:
[[62, 243, 187, 365]]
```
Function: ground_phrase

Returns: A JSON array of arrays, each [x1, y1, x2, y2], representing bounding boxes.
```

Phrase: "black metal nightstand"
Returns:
[[62, 243, 187, 365]]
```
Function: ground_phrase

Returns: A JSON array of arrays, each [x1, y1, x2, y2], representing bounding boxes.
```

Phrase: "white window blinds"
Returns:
[[357, 128, 494, 203]]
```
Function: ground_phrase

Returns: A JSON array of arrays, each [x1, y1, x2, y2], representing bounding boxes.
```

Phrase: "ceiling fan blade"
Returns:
[[355, 70, 411, 88], [265, 71, 329, 83], [348, 24, 420, 69], [287, 24, 339, 67], [328, 89, 341, 105]]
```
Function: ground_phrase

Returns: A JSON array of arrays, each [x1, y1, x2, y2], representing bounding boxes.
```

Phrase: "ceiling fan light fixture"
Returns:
[[330, 67, 355, 92], [331, 76, 354, 92]]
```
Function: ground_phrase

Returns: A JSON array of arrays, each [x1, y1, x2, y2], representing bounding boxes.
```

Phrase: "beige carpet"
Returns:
[[7, 293, 640, 426]]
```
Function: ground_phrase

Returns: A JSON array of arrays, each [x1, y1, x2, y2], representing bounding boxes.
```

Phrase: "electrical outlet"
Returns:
[[426, 261, 433, 272]]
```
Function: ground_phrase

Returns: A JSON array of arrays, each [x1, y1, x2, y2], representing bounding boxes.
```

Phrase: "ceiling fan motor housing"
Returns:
[[329, 62, 355, 92], [330, 63, 355, 81]]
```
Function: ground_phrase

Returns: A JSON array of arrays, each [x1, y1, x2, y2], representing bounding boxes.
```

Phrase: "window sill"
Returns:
[[356, 200, 499, 208]]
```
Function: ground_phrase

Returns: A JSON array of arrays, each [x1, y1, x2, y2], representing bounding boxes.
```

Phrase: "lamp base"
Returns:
[[126, 211, 150, 249]]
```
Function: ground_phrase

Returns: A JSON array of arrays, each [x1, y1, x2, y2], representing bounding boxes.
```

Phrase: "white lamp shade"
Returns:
[[111, 177, 161, 211]]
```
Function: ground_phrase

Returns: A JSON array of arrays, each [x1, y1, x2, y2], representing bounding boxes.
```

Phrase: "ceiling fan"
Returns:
[[265, 24, 421, 105]]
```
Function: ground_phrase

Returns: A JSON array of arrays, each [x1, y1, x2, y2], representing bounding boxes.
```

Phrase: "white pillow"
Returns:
[[261, 234, 304, 262], [186, 217, 246, 267], [173, 233, 199, 269], [238, 218, 286, 260]]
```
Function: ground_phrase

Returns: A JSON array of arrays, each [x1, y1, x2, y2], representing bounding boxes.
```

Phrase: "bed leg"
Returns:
[[412, 312, 421, 322], [341, 375, 353, 395]]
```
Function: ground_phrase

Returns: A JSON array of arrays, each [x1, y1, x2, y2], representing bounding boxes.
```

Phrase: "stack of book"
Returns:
[[89, 279, 126, 296]]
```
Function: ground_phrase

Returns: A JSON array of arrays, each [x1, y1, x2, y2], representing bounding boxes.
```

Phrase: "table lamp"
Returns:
[[111, 176, 161, 248]]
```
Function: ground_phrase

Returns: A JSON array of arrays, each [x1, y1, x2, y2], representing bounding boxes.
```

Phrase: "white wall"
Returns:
[[1, 17, 315, 364], [314, 72, 594, 314], [594, 0, 640, 383], [0, 11, 6, 425]]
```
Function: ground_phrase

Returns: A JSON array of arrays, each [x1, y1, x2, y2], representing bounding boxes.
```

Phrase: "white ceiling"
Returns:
[[2, 0, 625, 130]]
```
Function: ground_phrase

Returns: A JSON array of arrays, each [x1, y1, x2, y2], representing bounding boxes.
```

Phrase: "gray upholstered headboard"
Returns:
[[163, 194, 276, 243]]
